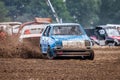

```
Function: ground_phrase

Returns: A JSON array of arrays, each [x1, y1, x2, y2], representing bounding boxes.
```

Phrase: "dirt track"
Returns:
[[0, 37, 120, 80], [0, 48, 120, 80]]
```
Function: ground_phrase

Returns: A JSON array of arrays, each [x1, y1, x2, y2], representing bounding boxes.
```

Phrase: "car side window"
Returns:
[[43, 26, 48, 36], [43, 26, 51, 36], [47, 27, 51, 36]]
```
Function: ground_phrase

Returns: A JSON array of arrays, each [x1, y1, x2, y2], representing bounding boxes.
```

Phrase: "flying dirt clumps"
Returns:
[[0, 36, 41, 58]]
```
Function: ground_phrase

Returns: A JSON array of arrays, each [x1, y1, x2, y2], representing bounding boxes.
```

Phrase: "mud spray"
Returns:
[[0, 36, 42, 58]]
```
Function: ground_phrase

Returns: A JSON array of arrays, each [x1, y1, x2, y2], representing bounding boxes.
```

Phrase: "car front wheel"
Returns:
[[47, 46, 55, 59], [88, 50, 94, 60]]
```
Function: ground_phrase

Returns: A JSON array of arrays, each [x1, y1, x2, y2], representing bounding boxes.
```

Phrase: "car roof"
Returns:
[[96, 24, 120, 29], [48, 23, 80, 26], [96, 25, 107, 27], [106, 24, 120, 27], [95, 25, 113, 29], [22, 24, 47, 30]]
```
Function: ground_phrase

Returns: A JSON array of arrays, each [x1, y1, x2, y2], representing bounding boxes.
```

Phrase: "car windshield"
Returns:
[[105, 28, 120, 36], [52, 25, 82, 35]]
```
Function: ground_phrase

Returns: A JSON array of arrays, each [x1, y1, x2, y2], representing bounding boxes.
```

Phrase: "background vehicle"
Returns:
[[106, 24, 120, 33], [0, 22, 22, 36], [19, 24, 48, 44], [18, 18, 52, 46], [87, 25, 120, 46], [40, 23, 94, 60]]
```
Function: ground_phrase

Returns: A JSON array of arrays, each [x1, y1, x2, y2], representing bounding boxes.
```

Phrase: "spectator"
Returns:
[[0, 27, 6, 38]]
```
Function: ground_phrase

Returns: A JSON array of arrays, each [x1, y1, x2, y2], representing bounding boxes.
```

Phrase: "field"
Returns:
[[0, 38, 120, 80]]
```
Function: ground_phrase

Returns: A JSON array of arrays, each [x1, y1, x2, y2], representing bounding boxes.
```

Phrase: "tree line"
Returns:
[[0, 0, 120, 27]]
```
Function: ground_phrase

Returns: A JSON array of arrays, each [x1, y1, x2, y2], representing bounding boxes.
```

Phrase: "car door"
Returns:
[[41, 26, 51, 53]]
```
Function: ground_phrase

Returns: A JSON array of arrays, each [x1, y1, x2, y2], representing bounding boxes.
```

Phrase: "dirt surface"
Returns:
[[0, 37, 120, 80]]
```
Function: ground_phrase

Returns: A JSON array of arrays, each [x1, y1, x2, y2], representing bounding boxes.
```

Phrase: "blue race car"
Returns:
[[40, 23, 94, 60]]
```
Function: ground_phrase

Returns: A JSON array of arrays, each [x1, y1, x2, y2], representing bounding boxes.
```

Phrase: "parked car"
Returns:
[[0, 22, 22, 36], [89, 25, 120, 46], [40, 23, 94, 60]]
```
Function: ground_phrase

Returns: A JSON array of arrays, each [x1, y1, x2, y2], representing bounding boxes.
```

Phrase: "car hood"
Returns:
[[51, 35, 90, 41]]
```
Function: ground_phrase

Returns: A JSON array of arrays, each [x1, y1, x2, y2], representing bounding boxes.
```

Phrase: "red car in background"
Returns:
[[85, 25, 120, 46]]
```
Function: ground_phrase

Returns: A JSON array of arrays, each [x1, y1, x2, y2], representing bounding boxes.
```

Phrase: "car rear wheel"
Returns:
[[47, 46, 55, 59], [88, 50, 94, 60], [107, 43, 116, 46]]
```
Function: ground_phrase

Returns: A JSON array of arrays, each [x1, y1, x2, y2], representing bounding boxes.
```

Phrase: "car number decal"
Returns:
[[62, 40, 85, 49]]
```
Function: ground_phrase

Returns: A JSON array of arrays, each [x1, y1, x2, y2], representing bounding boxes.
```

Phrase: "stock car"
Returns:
[[19, 24, 47, 45], [18, 18, 52, 45], [40, 23, 94, 60], [88, 25, 120, 46]]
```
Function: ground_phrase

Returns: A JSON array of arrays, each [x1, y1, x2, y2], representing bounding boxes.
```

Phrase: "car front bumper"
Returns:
[[53, 48, 92, 56]]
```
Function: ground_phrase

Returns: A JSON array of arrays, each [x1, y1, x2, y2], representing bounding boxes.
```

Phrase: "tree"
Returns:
[[99, 0, 120, 24], [50, 0, 74, 22], [66, 0, 101, 27], [0, 1, 10, 22], [2, 0, 31, 21]]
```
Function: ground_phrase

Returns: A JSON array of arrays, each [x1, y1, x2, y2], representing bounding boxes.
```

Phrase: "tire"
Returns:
[[113, 42, 117, 46], [107, 42, 117, 46], [39, 44, 42, 53], [41, 54, 47, 59], [40, 44, 47, 59], [88, 50, 94, 60], [47, 46, 55, 59]]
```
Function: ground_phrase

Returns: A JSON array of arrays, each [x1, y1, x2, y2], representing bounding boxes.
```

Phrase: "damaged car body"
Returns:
[[40, 23, 94, 60]]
